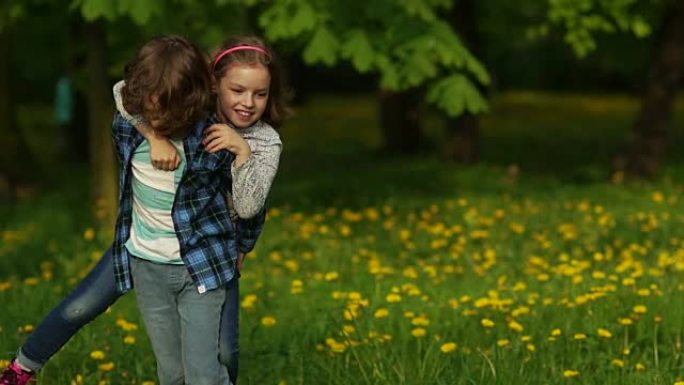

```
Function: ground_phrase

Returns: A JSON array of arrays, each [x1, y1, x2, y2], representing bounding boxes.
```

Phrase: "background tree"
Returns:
[[540, 0, 682, 178], [253, 0, 490, 154], [0, 0, 43, 201], [45, 0, 250, 225]]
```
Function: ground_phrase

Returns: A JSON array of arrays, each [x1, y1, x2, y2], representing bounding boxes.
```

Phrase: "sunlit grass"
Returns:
[[3, 92, 684, 384]]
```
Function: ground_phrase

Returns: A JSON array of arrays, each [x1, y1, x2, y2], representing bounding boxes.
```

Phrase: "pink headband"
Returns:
[[212, 46, 271, 71]]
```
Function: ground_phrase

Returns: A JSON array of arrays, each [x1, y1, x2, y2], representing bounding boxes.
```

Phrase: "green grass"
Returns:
[[3, 91, 684, 385]]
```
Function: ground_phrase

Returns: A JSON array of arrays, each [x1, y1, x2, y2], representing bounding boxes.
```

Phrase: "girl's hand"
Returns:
[[203, 124, 252, 166], [237, 252, 245, 272], [148, 136, 180, 171]]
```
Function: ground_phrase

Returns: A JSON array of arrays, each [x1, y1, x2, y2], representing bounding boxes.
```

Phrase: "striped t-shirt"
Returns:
[[124, 139, 185, 264]]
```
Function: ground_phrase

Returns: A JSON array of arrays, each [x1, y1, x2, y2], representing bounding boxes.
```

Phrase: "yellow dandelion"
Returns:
[[386, 293, 402, 303], [440, 342, 457, 353], [497, 339, 510, 347], [563, 370, 579, 378], [597, 328, 612, 338], [339, 225, 351, 237], [481, 318, 495, 328], [411, 328, 427, 338], [90, 350, 105, 360], [324, 271, 339, 281], [635, 363, 645, 371], [241, 294, 257, 309], [98, 362, 114, 372], [508, 320, 524, 333], [618, 318, 633, 326], [342, 325, 355, 335], [611, 359, 625, 368], [290, 279, 303, 295], [526, 343, 535, 352], [633, 305, 647, 315], [83, 228, 96, 241], [652, 191, 664, 203], [412, 316, 430, 326], [374, 308, 389, 318], [123, 335, 136, 345], [261, 316, 277, 327], [551, 328, 562, 337], [574, 333, 587, 340]]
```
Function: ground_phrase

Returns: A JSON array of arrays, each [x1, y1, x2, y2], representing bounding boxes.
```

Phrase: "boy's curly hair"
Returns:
[[122, 35, 211, 137]]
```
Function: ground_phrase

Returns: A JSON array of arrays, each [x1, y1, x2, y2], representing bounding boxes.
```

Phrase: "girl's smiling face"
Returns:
[[215, 62, 271, 129]]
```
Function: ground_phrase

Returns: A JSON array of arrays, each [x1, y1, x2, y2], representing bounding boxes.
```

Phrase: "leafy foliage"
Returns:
[[255, 0, 491, 116], [538, 0, 656, 57]]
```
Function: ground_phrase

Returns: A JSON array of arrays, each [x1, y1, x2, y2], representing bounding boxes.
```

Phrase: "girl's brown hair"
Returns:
[[211, 36, 289, 129], [122, 35, 211, 137]]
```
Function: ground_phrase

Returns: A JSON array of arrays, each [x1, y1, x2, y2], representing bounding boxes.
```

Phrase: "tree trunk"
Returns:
[[444, 114, 481, 164], [84, 21, 117, 227], [62, 15, 90, 163], [615, 0, 684, 178], [378, 89, 423, 153], [444, 0, 482, 163], [0, 26, 39, 202]]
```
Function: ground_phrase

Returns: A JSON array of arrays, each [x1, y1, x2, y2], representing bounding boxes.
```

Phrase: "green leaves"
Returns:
[[303, 27, 339, 66], [426, 74, 489, 117], [260, 0, 317, 40], [74, 0, 117, 21], [72, 0, 160, 24], [257, 0, 490, 117], [341, 29, 375, 73], [544, 0, 654, 57], [118, 0, 160, 25], [0, 1, 26, 31]]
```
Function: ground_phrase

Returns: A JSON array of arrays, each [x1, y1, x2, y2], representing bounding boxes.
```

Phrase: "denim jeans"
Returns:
[[17, 246, 240, 384], [130, 257, 229, 385]]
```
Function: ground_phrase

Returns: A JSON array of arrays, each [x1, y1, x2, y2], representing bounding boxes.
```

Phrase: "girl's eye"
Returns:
[[231, 89, 243, 94], [257, 93, 268, 98]]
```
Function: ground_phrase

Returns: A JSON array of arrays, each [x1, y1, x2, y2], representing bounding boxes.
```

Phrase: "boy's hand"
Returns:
[[149, 136, 180, 171], [133, 121, 180, 171], [203, 124, 252, 167]]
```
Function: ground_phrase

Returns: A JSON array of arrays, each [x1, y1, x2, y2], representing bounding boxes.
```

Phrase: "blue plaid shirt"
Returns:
[[111, 112, 266, 294]]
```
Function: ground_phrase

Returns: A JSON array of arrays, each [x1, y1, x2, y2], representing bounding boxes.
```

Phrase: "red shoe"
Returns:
[[0, 361, 35, 385]]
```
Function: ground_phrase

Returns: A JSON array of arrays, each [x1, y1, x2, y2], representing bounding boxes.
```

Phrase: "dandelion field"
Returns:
[[3, 92, 684, 385]]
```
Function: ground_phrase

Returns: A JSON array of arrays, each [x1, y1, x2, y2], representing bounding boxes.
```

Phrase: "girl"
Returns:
[[0, 35, 285, 385]]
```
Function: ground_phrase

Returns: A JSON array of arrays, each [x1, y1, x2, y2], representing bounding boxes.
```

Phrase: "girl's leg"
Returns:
[[218, 276, 239, 384], [16, 246, 122, 372]]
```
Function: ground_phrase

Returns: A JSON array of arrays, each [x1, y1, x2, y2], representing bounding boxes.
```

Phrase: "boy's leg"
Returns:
[[15, 247, 122, 372], [178, 272, 228, 385], [218, 277, 239, 384], [130, 257, 184, 385]]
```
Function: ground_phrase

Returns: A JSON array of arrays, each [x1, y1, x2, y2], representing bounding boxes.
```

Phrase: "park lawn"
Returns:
[[2, 91, 684, 384]]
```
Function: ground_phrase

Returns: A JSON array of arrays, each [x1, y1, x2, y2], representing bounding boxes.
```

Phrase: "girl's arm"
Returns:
[[112, 81, 180, 171], [204, 123, 282, 219]]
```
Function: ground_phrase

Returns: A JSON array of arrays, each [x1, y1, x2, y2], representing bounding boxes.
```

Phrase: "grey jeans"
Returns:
[[130, 257, 230, 385]]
